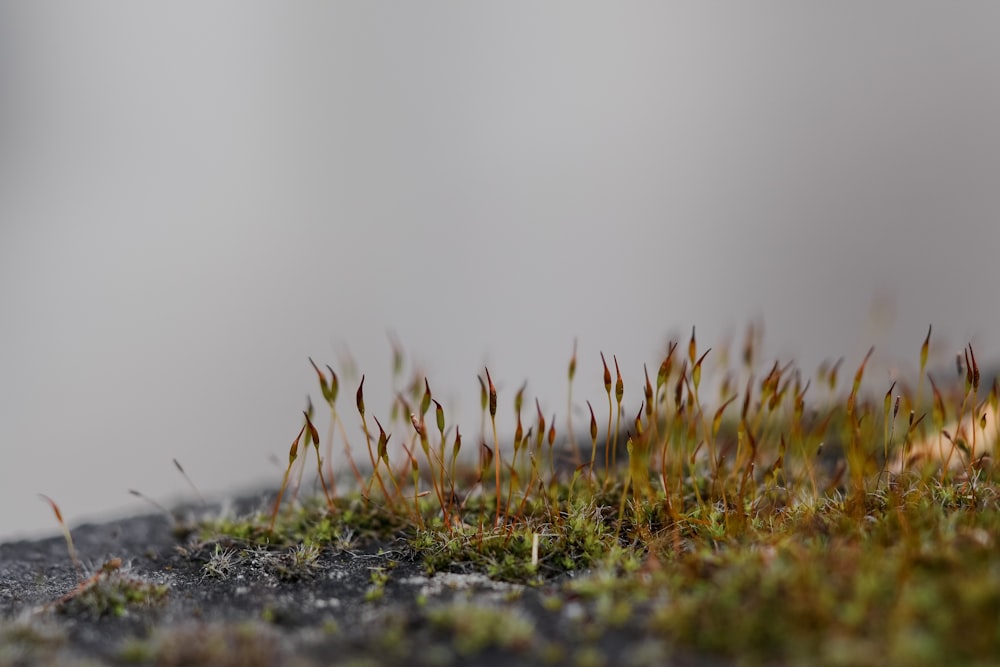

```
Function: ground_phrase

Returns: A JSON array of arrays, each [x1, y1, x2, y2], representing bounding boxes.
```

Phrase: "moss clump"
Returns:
[[51, 559, 168, 619], [0, 618, 66, 666], [426, 601, 537, 656], [190, 325, 1000, 665], [119, 622, 283, 667], [197, 542, 325, 582]]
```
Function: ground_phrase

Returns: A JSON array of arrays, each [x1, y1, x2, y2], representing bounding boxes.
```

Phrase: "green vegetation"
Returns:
[[191, 326, 1000, 664], [425, 601, 537, 656], [0, 618, 66, 667], [119, 622, 283, 667], [199, 542, 324, 582], [49, 558, 168, 619], [20, 323, 995, 665], [36, 495, 168, 620]]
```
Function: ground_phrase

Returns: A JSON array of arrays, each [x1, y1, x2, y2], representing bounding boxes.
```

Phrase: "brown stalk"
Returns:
[[39, 494, 83, 584], [269, 423, 306, 533], [485, 367, 501, 527]]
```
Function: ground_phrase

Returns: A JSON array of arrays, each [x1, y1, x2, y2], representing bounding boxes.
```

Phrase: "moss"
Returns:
[[53, 560, 168, 619], [365, 565, 392, 602], [199, 543, 326, 582], [175, 328, 1000, 665], [120, 622, 283, 667], [425, 602, 538, 656], [0, 618, 67, 666]]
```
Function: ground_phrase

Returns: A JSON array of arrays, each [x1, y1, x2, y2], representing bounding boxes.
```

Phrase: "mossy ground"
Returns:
[[3, 327, 999, 666]]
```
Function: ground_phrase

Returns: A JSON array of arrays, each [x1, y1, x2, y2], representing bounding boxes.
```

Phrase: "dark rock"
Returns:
[[0, 493, 727, 667]]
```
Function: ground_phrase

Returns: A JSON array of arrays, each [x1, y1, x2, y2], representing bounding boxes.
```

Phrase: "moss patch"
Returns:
[[4, 327, 999, 666]]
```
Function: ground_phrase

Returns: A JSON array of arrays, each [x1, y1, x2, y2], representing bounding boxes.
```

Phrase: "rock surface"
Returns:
[[0, 494, 724, 667]]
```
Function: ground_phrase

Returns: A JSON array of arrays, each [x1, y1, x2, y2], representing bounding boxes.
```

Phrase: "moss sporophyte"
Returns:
[[36, 324, 1000, 665]]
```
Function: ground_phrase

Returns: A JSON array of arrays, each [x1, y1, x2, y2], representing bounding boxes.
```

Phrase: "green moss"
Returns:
[[199, 542, 326, 582], [426, 602, 537, 656], [120, 622, 283, 667], [365, 564, 392, 602], [182, 329, 1000, 665], [0, 619, 67, 666], [54, 560, 168, 619]]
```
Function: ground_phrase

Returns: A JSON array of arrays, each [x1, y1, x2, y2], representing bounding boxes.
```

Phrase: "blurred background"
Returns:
[[1, 3, 998, 540]]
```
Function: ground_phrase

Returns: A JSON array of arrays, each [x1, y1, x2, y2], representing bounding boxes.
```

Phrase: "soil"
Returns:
[[0, 492, 727, 667]]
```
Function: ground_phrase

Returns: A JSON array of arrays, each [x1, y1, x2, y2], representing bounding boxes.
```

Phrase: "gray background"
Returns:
[[2, 3, 998, 540]]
